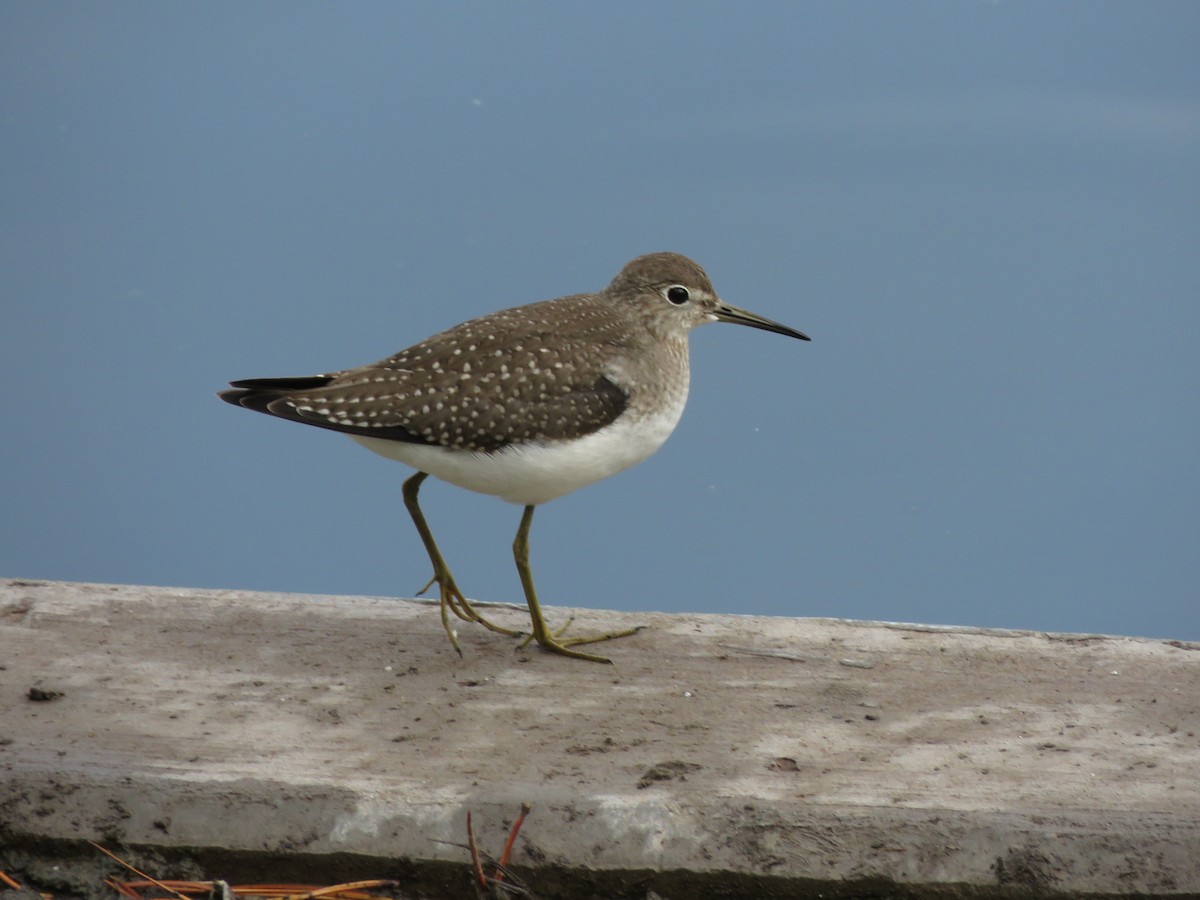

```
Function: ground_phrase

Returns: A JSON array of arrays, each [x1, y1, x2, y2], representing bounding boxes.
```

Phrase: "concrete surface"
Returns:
[[1, 579, 1198, 899]]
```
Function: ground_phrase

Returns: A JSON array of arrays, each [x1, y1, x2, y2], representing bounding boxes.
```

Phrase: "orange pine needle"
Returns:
[[277, 880, 399, 900], [101, 879, 397, 900], [103, 878, 144, 899], [87, 843, 192, 900]]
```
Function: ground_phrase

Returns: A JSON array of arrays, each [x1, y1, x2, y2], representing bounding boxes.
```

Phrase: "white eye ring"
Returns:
[[665, 285, 690, 305]]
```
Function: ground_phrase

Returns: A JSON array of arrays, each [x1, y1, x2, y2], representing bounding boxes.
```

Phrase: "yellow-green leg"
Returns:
[[402, 472, 523, 654], [512, 504, 643, 664]]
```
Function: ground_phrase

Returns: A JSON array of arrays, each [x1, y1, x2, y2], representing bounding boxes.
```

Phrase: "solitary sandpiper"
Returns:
[[220, 252, 809, 663]]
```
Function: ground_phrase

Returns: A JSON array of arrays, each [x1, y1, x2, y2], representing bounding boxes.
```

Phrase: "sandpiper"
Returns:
[[220, 252, 809, 662]]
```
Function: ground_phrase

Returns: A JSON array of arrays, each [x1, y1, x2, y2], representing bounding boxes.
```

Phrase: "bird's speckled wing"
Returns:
[[219, 295, 632, 452]]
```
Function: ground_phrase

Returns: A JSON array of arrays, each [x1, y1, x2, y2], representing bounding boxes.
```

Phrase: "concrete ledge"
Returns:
[[1, 579, 1198, 898]]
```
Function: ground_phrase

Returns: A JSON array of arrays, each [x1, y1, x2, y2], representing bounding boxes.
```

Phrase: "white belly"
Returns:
[[350, 391, 687, 506]]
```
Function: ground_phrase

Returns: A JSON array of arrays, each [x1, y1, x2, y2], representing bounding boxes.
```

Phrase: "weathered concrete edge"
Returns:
[[3, 578, 1199, 899], [4, 770, 1195, 900]]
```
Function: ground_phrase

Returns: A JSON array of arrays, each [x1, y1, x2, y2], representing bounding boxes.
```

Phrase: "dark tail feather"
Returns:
[[227, 375, 336, 391], [217, 375, 336, 413]]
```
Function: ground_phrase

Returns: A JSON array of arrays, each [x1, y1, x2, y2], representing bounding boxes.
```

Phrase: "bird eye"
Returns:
[[665, 286, 690, 305]]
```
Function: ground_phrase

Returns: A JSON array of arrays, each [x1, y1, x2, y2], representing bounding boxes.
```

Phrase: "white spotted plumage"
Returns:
[[351, 371, 689, 505], [221, 251, 807, 501]]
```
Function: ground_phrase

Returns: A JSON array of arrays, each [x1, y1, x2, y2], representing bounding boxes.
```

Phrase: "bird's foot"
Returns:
[[519, 620, 646, 664], [417, 572, 525, 655]]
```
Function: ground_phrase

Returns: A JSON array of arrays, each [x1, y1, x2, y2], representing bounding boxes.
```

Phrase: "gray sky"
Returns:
[[3, 2, 1198, 641]]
